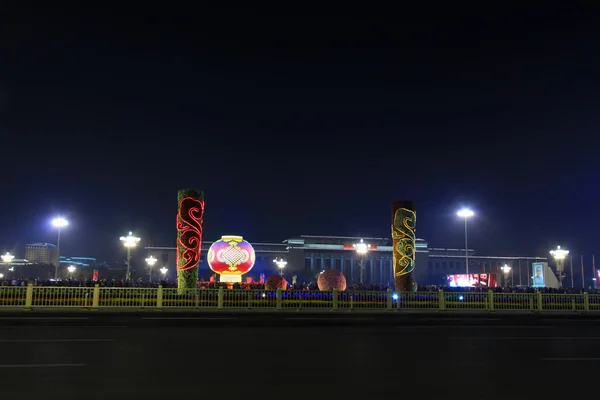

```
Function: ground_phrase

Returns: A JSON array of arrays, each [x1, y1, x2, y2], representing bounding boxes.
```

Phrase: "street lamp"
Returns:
[[456, 208, 475, 275], [120, 232, 140, 281], [160, 267, 168, 279], [1, 252, 14, 278], [353, 239, 371, 284], [51, 217, 68, 279], [550, 246, 569, 288], [145, 255, 157, 282], [67, 265, 76, 278], [273, 258, 287, 275], [501, 264, 511, 287]]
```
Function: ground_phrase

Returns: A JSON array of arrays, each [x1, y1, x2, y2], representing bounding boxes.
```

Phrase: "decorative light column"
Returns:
[[51, 217, 68, 279], [391, 201, 417, 292], [120, 232, 140, 281], [176, 189, 204, 293], [550, 246, 569, 288]]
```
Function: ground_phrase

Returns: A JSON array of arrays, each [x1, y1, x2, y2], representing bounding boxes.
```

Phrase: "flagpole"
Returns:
[[570, 255, 574, 288], [581, 255, 585, 288]]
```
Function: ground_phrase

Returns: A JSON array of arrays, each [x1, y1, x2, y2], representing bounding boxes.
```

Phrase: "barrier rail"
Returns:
[[0, 285, 597, 312]]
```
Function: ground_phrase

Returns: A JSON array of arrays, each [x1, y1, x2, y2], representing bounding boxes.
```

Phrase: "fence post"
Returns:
[[217, 286, 224, 310], [584, 292, 589, 313], [276, 288, 282, 311], [157, 285, 163, 309], [488, 290, 494, 311], [25, 283, 33, 309], [332, 289, 338, 311], [438, 289, 445, 311], [386, 288, 392, 311], [92, 284, 100, 309], [537, 291, 543, 312]]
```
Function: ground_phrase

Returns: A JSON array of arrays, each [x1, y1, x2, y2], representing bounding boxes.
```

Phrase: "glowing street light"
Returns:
[[67, 265, 76, 278], [550, 246, 569, 288], [120, 232, 140, 281], [273, 258, 287, 275], [51, 217, 68, 279], [501, 264, 511, 287], [353, 239, 371, 284], [145, 255, 157, 282], [456, 208, 475, 275], [1, 252, 13, 278], [0, 273, 3, 279], [160, 267, 168, 279]]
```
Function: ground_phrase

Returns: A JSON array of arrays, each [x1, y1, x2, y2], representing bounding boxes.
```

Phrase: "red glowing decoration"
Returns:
[[265, 275, 288, 290], [317, 269, 347, 291], [176, 196, 204, 272], [207, 236, 255, 281]]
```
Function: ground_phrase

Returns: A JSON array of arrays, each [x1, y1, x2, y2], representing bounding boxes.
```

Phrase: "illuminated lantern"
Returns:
[[207, 235, 255, 283]]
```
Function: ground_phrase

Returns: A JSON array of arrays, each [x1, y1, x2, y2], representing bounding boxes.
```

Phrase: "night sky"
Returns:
[[1, 4, 599, 262]]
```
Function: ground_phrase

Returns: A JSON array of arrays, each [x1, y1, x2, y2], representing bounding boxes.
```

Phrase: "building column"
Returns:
[[340, 258, 345, 276]]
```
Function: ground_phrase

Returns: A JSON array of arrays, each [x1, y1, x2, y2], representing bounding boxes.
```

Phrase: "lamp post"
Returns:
[[120, 232, 140, 281], [160, 267, 168, 280], [501, 264, 511, 287], [456, 209, 474, 275], [550, 246, 569, 288], [1, 252, 14, 278], [51, 217, 68, 279], [67, 265, 76, 279], [353, 239, 371, 284], [273, 258, 287, 276], [145, 255, 157, 282]]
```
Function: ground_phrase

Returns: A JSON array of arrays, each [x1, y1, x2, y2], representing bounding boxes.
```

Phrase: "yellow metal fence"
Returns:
[[0, 285, 597, 312]]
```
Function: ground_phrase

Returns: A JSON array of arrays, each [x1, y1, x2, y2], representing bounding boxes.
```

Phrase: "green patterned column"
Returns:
[[391, 200, 417, 292]]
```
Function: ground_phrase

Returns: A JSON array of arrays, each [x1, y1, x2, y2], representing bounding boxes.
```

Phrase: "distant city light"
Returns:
[[160, 267, 168, 276], [273, 258, 287, 269], [501, 264, 511, 274], [67, 265, 76, 273]]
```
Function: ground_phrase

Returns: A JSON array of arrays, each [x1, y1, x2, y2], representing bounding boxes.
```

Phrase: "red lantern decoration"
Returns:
[[207, 235, 256, 283]]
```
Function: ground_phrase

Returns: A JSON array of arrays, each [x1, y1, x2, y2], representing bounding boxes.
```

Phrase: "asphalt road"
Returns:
[[0, 312, 599, 399]]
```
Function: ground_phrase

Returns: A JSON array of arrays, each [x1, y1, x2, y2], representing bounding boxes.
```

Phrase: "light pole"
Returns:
[[160, 267, 168, 280], [145, 255, 157, 282], [456, 209, 474, 275], [550, 246, 569, 288], [67, 265, 76, 279], [120, 232, 140, 281], [51, 217, 68, 279], [273, 258, 287, 276], [501, 264, 511, 287], [353, 239, 371, 284], [1, 252, 14, 278]]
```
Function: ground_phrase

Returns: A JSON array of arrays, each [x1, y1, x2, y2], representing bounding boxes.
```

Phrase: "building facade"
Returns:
[[24, 243, 56, 265], [146, 235, 548, 286]]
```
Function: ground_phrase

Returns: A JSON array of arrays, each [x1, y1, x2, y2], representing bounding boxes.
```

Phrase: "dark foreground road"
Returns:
[[0, 312, 599, 399]]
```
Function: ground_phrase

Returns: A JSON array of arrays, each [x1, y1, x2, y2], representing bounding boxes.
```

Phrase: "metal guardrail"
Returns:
[[0, 285, 596, 312]]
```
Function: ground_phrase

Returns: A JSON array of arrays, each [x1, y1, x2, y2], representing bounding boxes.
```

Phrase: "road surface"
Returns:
[[0, 312, 598, 398]]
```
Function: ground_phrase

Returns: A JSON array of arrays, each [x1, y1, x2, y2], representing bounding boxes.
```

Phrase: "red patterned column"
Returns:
[[176, 189, 204, 293]]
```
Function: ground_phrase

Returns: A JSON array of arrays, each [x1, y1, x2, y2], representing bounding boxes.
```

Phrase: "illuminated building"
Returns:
[[24, 243, 57, 265], [59, 256, 97, 268], [146, 235, 547, 286]]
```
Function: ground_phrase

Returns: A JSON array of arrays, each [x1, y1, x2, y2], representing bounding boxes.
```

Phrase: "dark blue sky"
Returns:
[[1, 4, 599, 261]]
